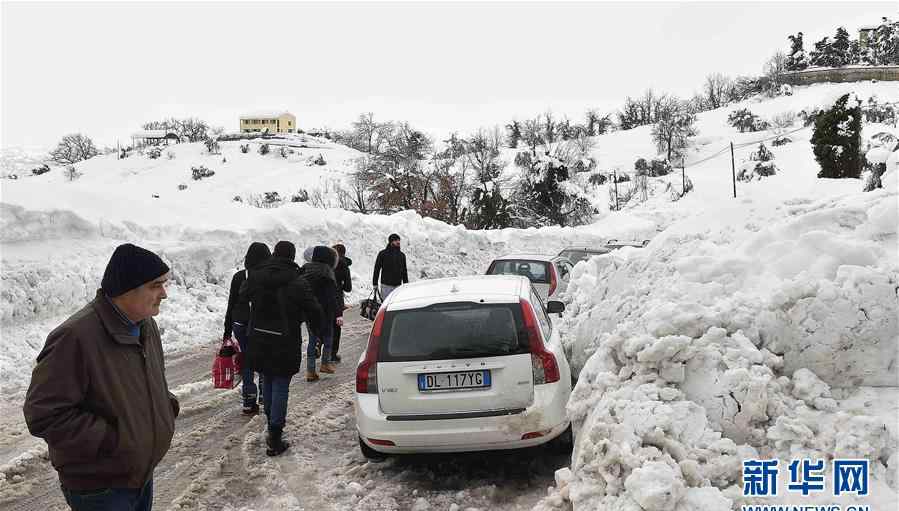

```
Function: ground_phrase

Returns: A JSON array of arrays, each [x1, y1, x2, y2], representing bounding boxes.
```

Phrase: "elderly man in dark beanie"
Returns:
[[23, 243, 178, 511]]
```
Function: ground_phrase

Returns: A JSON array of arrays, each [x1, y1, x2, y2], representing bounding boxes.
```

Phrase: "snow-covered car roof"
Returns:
[[492, 253, 561, 262], [385, 275, 528, 311]]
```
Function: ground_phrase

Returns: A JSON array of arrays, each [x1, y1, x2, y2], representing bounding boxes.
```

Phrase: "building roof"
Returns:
[[132, 129, 178, 139], [239, 111, 294, 119]]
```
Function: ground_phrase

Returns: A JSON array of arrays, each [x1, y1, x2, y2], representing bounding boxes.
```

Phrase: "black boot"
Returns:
[[266, 428, 290, 457]]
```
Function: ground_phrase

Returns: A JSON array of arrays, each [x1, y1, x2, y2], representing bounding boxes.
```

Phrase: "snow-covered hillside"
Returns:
[[1, 81, 897, 510]]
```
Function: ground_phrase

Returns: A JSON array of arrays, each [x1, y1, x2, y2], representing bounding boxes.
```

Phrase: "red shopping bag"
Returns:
[[212, 338, 242, 389]]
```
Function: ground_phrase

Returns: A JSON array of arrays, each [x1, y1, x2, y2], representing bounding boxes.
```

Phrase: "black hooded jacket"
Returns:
[[373, 245, 408, 287], [335, 256, 352, 311], [301, 246, 340, 329], [224, 242, 271, 338], [241, 256, 323, 376]]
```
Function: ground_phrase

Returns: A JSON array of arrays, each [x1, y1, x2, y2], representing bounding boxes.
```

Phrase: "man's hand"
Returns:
[[336, 317, 344, 327]]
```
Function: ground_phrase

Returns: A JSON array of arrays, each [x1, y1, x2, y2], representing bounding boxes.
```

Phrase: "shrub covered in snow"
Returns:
[[749, 142, 774, 162], [728, 108, 766, 133], [863, 97, 897, 125], [771, 136, 792, 147], [588, 172, 607, 186], [31, 164, 50, 176], [239, 144, 250, 154], [812, 93, 862, 179], [178, 183, 188, 190], [204, 137, 220, 155], [258, 143, 270, 155], [312, 153, 326, 165], [146, 146, 162, 159], [64, 165, 81, 181], [191, 165, 215, 180], [737, 161, 778, 182], [166, 150, 176, 160], [291, 189, 309, 202]]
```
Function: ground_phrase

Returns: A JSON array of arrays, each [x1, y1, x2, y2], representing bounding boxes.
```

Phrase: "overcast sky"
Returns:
[[1, 1, 894, 150]]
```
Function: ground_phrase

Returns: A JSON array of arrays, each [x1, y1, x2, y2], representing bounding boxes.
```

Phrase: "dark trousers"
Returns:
[[333, 321, 342, 357], [261, 374, 291, 432], [62, 478, 153, 511], [232, 322, 263, 407]]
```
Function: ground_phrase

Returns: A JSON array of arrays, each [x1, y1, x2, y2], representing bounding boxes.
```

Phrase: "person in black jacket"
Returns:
[[372, 233, 408, 300], [301, 246, 341, 381], [224, 242, 271, 415], [331, 243, 352, 362], [241, 241, 322, 456]]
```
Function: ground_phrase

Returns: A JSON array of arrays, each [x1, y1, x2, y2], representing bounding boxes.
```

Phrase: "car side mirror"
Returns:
[[547, 301, 565, 315]]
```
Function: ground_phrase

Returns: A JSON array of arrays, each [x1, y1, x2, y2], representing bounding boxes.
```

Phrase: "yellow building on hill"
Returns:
[[239, 111, 296, 133]]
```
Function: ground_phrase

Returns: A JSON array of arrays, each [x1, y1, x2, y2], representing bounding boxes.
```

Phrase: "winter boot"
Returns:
[[265, 428, 290, 457], [242, 403, 260, 416], [320, 362, 336, 374], [331, 354, 342, 363], [305, 371, 319, 382]]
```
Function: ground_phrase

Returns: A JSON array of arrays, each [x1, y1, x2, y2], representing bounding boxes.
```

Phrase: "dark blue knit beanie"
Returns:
[[101, 243, 170, 297]]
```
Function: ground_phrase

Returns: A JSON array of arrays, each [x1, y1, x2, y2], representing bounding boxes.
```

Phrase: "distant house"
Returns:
[[131, 129, 180, 147], [240, 111, 296, 134]]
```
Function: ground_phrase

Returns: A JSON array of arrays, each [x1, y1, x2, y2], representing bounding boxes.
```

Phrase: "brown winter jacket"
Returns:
[[23, 290, 178, 490]]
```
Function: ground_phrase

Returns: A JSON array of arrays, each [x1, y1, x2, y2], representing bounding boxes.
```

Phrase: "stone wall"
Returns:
[[782, 66, 899, 85]]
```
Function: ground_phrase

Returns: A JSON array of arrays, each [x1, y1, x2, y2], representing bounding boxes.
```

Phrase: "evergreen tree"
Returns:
[[786, 32, 808, 70], [832, 27, 851, 66], [505, 121, 522, 149], [810, 37, 835, 67], [512, 151, 593, 227], [811, 94, 862, 179]]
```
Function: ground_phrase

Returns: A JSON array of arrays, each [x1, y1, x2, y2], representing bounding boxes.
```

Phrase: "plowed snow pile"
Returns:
[[550, 187, 898, 510]]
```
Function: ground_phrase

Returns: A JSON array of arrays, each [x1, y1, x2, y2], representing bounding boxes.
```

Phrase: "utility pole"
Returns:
[[613, 170, 620, 211], [681, 157, 686, 197], [730, 142, 737, 198]]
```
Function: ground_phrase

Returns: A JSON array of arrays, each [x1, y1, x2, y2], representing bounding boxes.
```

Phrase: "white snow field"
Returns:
[[1, 80, 897, 510]]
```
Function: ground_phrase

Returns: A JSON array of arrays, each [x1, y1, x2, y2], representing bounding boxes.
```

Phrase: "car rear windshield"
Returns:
[[559, 250, 608, 264], [379, 302, 529, 362], [487, 259, 551, 284]]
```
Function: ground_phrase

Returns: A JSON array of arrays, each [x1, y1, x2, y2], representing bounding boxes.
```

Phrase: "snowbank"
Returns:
[[0, 202, 656, 399], [556, 189, 898, 510]]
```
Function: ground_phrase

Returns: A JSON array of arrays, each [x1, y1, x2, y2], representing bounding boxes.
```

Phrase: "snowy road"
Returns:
[[0, 312, 570, 511]]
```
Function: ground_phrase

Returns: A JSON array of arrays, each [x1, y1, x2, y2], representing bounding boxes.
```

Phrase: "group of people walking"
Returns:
[[222, 239, 353, 457], [22, 233, 409, 511]]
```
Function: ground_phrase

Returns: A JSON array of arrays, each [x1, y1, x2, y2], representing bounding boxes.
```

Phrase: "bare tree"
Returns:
[[652, 100, 698, 161], [764, 51, 788, 90], [50, 134, 99, 165], [703, 73, 734, 109], [520, 118, 543, 151]]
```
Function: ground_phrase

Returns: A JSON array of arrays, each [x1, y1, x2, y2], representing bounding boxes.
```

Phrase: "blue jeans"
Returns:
[[307, 323, 333, 372], [261, 374, 291, 432], [61, 478, 153, 511], [233, 322, 263, 407]]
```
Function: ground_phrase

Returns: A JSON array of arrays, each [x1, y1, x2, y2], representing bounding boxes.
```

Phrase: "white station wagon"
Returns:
[[485, 254, 574, 301], [354, 275, 572, 458]]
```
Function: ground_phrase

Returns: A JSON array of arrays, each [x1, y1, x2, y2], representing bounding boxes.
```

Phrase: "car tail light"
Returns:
[[521, 429, 552, 440], [356, 308, 384, 393], [366, 437, 396, 446], [520, 299, 560, 384], [548, 264, 558, 296]]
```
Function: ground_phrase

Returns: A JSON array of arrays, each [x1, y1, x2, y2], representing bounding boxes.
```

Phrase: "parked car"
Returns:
[[485, 254, 573, 301], [354, 275, 572, 458], [557, 239, 651, 265], [557, 246, 612, 265]]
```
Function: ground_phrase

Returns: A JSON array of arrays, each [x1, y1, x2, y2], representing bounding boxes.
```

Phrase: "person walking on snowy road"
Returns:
[[331, 243, 352, 362], [223, 241, 271, 415], [241, 240, 322, 456], [24, 243, 178, 511], [301, 246, 340, 380], [372, 233, 408, 300]]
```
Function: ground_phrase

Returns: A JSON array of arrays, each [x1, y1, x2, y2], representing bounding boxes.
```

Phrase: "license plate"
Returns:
[[417, 370, 491, 392]]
